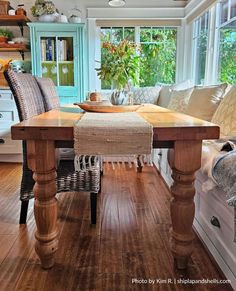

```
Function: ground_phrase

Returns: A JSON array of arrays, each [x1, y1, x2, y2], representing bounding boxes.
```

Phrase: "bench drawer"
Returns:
[[196, 183, 236, 276], [0, 134, 21, 154], [0, 91, 13, 100], [0, 111, 15, 122]]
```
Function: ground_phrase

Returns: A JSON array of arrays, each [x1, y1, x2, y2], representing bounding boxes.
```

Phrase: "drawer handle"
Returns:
[[0, 138, 5, 144], [0, 113, 3, 118], [210, 216, 221, 228], [158, 152, 162, 156]]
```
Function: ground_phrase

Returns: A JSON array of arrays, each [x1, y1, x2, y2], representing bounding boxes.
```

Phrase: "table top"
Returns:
[[11, 104, 220, 142]]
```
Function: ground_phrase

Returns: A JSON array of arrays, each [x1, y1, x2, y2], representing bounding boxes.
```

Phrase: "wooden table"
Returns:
[[11, 104, 219, 270]]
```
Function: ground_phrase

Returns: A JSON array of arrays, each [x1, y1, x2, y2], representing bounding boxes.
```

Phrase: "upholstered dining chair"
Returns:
[[4, 69, 101, 225]]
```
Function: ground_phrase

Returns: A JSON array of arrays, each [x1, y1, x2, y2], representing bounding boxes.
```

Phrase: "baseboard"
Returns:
[[153, 161, 172, 188], [194, 218, 236, 290]]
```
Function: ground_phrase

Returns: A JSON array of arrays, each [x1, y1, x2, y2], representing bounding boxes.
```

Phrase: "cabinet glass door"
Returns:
[[58, 37, 74, 87], [40, 37, 57, 85], [40, 36, 75, 87]]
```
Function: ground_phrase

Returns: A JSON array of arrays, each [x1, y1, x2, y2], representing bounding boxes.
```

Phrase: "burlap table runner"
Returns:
[[74, 112, 153, 170]]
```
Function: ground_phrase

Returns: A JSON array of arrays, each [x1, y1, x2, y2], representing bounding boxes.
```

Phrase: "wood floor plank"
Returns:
[[0, 163, 233, 291]]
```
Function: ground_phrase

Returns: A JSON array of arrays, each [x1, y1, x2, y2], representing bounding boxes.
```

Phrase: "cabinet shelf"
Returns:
[[42, 61, 74, 63]]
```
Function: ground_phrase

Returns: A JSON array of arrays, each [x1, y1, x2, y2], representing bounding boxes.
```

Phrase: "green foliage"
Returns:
[[100, 28, 177, 89], [96, 40, 140, 90], [0, 28, 13, 39], [219, 29, 236, 84], [31, 0, 56, 16], [139, 29, 177, 86]]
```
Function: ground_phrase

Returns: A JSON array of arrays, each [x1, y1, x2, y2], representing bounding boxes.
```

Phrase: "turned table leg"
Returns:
[[27, 140, 58, 269], [168, 141, 202, 270]]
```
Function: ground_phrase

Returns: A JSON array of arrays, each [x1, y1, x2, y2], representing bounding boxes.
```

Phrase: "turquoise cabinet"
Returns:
[[28, 23, 87, 104]]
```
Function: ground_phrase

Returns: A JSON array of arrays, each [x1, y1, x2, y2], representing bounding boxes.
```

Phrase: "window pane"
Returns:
[[140, 28, 152, 42], [195, 36, 208, 85], [218, 20, 236, 84], [124, 28, 135, 42], [111, 27, 123, 43], [152, 28, 163, 42], [101, 28, 111, 43], [220, 0, 229, 24], [231, 0, 236, 18], [140, 28, 177, 86], [193, 12, 209, 85]]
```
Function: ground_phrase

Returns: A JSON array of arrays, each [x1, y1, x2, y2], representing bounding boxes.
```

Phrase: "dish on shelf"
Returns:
[[12, 37, 29, 45], [74, 102, 144, 113]]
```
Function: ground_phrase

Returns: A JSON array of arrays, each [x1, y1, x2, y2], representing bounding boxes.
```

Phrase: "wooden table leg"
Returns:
[[27, 140, 58, 269], [168, 141, 202, 270]]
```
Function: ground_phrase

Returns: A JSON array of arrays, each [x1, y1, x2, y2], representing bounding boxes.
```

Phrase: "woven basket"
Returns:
[[0, 1, 9, 15]]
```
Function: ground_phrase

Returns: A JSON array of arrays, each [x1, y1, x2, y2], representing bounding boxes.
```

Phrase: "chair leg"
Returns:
[[137, 156, 143, 173], [99, 172, 102, 194], [19, 200, 29, 224], [90, 192, 97, 224]]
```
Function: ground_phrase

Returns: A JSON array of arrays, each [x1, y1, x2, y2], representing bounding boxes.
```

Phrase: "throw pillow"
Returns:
[[167, 88, 194, 113], [172, 79, 193, 91], [157, 80, 193, 108], [186, 83, 228, 121], [36, 77, 60, 111], [211, 85, 236, 137], [158, 85, 173, 107], [132, 86, 161, 104]]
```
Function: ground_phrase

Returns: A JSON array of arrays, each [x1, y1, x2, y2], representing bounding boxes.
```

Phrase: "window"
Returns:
[[140, 27, 177, 86], [100, 27, 135, 89], [217, 0, 236, 84], [100, 26, 177, 89], [192, 11, 209, 85]]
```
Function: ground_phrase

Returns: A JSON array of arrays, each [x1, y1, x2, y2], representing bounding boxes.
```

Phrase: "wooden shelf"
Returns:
[[0, 47, 28, 52], [0, 15, 30, 26], [0, 43, 28, 51], [0, 43, 29, 59]]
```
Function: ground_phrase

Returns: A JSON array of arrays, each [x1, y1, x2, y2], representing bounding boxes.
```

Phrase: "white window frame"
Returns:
[[192, 11, 210, 85]]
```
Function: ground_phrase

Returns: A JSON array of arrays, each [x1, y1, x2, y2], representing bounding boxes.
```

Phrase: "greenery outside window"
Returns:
[[192, 11, 209, 85], [139, 27, 177, 86], [217, 1, 236, 84], [100, 26, 177, 89]]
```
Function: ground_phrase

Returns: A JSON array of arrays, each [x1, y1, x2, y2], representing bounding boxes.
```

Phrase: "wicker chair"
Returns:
[[4, 70, 101, 225]]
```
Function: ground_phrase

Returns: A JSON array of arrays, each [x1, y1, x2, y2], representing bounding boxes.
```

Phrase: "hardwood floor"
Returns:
[[0, 162, 233, 291]]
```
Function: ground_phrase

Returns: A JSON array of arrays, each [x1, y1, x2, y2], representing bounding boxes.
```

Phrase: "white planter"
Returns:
[[110, 90, 128, 105], [68, 16, 81, 23], [38, 13, 57, 22]]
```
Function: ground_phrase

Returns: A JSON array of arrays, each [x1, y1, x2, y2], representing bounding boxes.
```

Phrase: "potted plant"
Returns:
[[0, 29, 13, 43], [96, 40, 140, 104], [31, 0, 58, 22]]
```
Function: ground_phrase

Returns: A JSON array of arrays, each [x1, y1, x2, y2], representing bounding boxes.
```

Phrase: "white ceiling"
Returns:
[[54, 0, 190, 9]]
